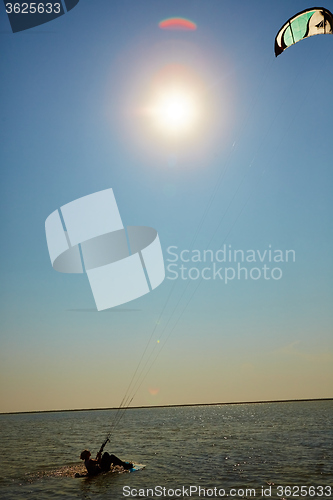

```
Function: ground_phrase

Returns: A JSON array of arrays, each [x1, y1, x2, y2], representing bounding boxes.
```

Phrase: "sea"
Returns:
[[0, 400, 332, 500]]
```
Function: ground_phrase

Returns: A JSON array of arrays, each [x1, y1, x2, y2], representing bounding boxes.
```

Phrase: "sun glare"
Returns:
[[152, 90, 197, 134], [144, 64, 202, 138], [134, 63, 210, 143]]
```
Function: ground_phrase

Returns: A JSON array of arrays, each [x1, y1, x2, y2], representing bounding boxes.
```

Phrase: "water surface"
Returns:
[[0, 401, 332, 500]]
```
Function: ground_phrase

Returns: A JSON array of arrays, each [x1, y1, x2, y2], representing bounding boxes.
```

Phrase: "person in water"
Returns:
[[80, 449, 133, 475]]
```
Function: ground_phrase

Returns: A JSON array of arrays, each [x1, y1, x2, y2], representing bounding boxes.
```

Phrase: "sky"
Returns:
[[0, 0, 332, 414]]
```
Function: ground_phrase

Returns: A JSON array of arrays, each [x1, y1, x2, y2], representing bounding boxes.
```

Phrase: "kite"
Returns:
[[159, 18, 197, 31], [275, 7, 333, 56]]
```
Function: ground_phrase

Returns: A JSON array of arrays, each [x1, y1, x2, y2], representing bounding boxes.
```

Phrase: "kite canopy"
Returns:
[[159, 18, 197, 31], [275, 7, 333, 56]]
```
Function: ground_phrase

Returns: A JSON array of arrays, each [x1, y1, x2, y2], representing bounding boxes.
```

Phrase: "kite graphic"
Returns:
[[45, 189, 165, 310], [275, 7, 333, 56]]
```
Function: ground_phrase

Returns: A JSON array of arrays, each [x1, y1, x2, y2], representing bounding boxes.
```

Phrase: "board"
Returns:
[[74, 463, 145, 478], [129, 464, 145, 472]]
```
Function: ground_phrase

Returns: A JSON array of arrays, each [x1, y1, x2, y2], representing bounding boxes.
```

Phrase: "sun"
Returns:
[[140, 64, 203, 139], [150, 89, 198, 136]]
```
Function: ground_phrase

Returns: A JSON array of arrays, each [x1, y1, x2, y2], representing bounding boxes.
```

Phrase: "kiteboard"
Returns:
[[74, 463, 145, 478], [129, 463, 145, 472]]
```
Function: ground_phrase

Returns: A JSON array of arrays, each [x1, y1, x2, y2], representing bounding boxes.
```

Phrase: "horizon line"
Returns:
[[1, 397, 332, 416]]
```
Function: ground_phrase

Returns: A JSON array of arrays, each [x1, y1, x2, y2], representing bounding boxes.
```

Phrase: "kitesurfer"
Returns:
[[80, 449, 133, 475]]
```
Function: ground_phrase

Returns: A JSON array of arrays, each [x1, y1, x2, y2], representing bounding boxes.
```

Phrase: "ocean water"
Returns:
[[0, 400, 332, 500]]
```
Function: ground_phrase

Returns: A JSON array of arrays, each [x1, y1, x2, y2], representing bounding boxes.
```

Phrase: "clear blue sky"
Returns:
[[0, 0, 332, 413]]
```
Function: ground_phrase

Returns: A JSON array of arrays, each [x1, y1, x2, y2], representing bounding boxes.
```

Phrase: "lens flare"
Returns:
[[149, 387, 160, 396], [158, 18, 197, 31]]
